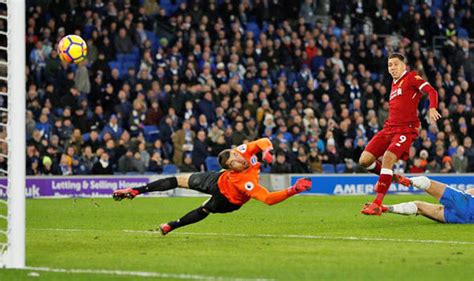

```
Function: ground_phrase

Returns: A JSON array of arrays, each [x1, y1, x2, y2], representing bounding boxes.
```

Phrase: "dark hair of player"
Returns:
[[218, 149, 231, 169], [388, 52, 406, 63]]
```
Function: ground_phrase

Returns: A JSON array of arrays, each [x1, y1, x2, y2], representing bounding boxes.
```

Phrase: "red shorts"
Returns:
[[365, 127, 418, 161]]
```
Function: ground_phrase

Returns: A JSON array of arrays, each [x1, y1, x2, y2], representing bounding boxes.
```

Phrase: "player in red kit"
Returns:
[[359, 53, 441, 216]]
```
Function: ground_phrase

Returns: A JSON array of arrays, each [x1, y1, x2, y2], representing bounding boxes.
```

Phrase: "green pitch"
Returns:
[[1, 195, 474, 280]]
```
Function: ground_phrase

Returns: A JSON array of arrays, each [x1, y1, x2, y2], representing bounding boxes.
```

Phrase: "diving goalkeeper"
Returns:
[[113, 138, 312, 235]]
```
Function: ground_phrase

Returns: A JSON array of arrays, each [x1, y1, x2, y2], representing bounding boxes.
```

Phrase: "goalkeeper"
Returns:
[[382, 176, 474, 224], [113, 138, 312, 235]]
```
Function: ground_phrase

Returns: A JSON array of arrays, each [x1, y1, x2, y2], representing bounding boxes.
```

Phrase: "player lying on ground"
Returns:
[[112, 138, 312, 235], [381, 176, 474, 223], [359, 53, 441, 215]]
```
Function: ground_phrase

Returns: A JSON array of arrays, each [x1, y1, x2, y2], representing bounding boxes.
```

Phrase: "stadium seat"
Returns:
[[205, 156, 220, 171], [108, 61, 120, 71], [246, 22, 260, 39], [311, 56, 326, 72], [143, 125, 160, 143], [322, 164, 335, 174], [82, 132, 90, 142], [163, 164, 178, 174], [35, 123, 51, 139], [261, 165, 271, 173], [336, 164, 346, 174], [457, 28, 469, 38]]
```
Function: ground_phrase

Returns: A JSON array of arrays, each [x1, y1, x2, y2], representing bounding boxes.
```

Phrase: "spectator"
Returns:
[[292, 151, 311, 174], [114, 27, 134, 54], [192, 130, 208, 171], [452, 146, 468, 173], [271, 151, 292, 174], [92, 151, 114, 175], [101, 114, 123, 140], [148, 152, 163, 173], [179, 153, 199, 173], [308, 149, 323, 173], [41, 156, 60, 175], [172, 120, 195, 166], [79, 146, 97, 174]]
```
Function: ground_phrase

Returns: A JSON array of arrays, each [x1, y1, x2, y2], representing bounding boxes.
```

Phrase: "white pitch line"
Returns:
[[32, 228, 474, 246], [124, 230, 474, 246], [23, 266, 274, 281]]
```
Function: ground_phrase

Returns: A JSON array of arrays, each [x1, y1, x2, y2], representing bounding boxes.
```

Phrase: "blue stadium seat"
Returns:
[[122, 61, 136, 70], [82, 132, 90, 142], [108, 61, 120, 70], [457, 28, 469, 38], [322, 164, 335, 174], [116, 53, 126, 63], [261, 165, 271, 173], [143, 125, 160, 143], [163, 164, 178, 174], [246, 22, 260, 39], [311, 56, 326, 72], [205, 157, 220, 171], [336, 164, 346, 174], [35, 123, 51, 138]]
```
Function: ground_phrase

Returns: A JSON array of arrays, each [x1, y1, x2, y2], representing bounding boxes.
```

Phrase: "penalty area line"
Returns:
[[124, 229, 474, 245], [22, 266, 274, 281]]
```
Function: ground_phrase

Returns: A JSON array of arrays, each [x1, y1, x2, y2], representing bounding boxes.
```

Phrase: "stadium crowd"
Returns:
[[22, 0, 474, 176]]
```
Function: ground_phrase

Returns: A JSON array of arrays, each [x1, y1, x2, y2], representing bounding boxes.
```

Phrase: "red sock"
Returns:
[[373, 169, 393, 205], [367, 160, 382, 175]]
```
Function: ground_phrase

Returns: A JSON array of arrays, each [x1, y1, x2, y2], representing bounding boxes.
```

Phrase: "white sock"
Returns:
[[380, 168, 393, 176], [411, 176, 430, 190], [389, 202, 418, 215], [367, 162, 376, 170]]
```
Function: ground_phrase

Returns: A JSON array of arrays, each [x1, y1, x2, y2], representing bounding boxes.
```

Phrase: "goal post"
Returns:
[[0, 0, 25, 269]]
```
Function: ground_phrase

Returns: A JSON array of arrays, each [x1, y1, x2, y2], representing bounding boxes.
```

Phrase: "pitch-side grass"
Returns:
[[1, 195, 474, 280]]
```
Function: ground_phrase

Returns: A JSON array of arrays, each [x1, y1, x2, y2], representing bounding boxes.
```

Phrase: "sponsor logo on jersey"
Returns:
[[389, 87, 403, 100], [237, 144, 247, 153], [250, 156, 257, 165], [244, 181, 254, 191]]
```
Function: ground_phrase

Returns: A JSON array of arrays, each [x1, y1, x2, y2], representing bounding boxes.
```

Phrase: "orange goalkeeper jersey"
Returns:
[[217, 138, 275, 205]]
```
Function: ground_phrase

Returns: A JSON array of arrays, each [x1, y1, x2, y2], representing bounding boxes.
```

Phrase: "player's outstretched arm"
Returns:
[[240, 138, 273, 159], [251, 178, 312, 205]]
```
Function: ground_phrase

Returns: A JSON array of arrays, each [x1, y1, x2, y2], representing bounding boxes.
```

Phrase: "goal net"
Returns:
[[0, 0, 25, 269]]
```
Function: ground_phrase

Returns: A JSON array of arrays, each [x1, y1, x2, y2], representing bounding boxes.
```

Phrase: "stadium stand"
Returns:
[[24, 0, 474, 176]]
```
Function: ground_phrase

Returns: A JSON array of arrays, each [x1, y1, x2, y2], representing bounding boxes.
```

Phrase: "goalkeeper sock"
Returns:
[[388, 202, 418, 215], [133, 177, 178, 194], [366, 160, 382, 175], [374, 168, 393, 205], [168, 207, 209, 230]]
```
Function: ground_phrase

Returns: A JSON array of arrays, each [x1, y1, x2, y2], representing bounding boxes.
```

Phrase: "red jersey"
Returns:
[[385, 71, 434, 130], [217, 138, 273, 205]]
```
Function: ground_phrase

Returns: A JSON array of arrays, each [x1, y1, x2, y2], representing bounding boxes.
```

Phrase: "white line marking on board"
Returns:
[[23, 266, 274, 281]]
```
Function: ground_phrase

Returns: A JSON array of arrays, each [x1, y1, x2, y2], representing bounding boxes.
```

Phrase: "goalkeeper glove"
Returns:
[[287, 177, 312, 196], [262, 148, 273, 164]]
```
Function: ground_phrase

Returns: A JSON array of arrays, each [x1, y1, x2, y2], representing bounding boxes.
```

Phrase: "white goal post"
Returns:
[[0, 0, 25, 269]]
